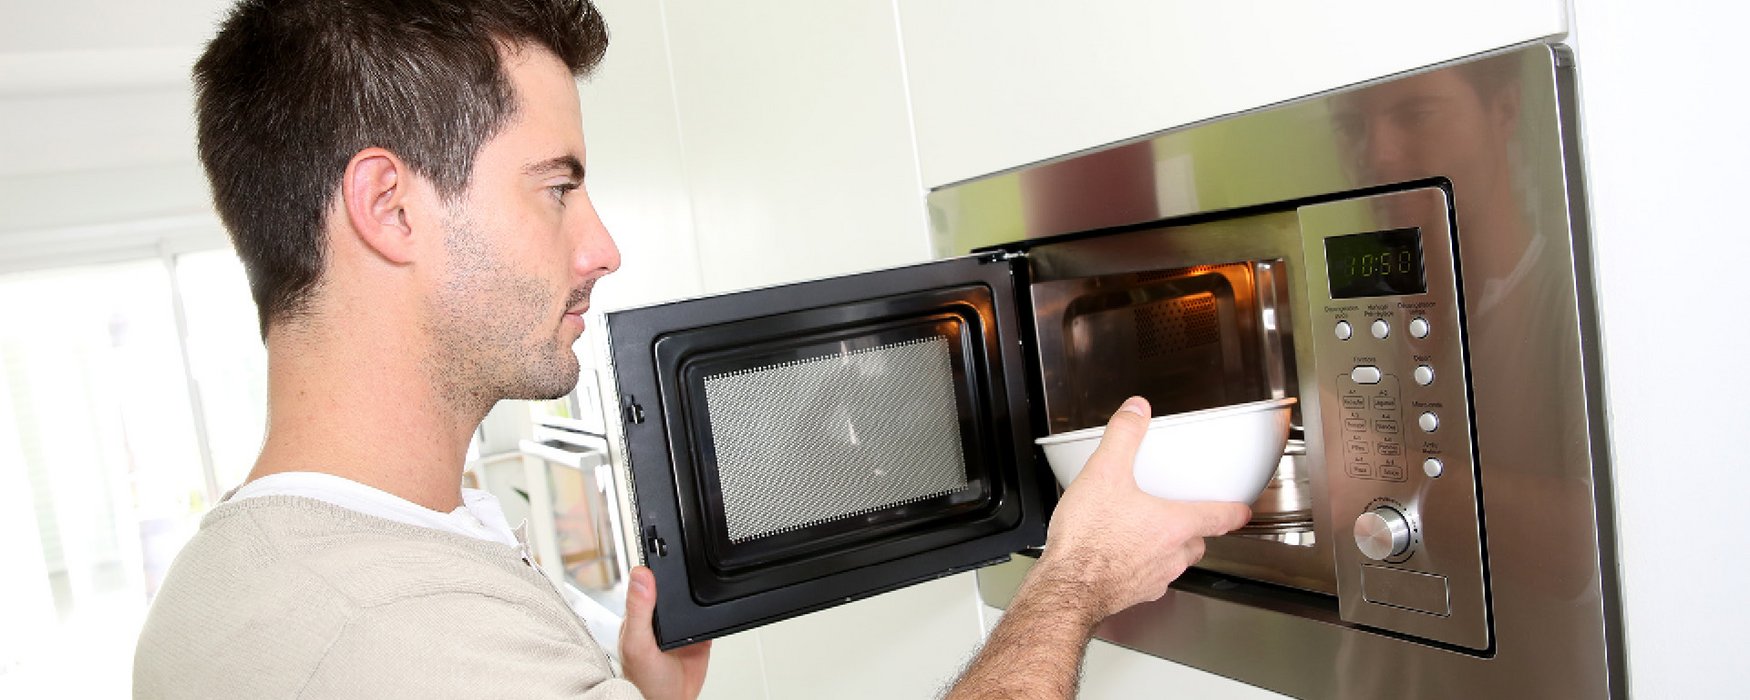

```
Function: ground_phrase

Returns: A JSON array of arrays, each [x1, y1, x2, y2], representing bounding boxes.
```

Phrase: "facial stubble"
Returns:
[[426, 211, 583, 416]]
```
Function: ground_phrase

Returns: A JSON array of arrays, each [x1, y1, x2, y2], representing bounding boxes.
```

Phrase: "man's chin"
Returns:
[[506, 356, 582, 401]]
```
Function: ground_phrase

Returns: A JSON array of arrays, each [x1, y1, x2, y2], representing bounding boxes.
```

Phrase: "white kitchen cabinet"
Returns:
[[978, 605, 1288, 699], [693, 631, 767, 700], [692, 575, 985, 700], [895, 0, 1568, 188], [577, 0, 705, 313], [654, 0, 931, 294], [1079, 638, 1289, 699], [756, 574, 984, 700]]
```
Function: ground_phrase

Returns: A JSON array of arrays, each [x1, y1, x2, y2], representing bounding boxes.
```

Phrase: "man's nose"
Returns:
[[1363, 123, 1410, 179], [573, 193, 620, 278]]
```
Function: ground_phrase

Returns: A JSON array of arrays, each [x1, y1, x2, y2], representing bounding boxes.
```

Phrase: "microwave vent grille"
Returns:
[[1135, 292, 1221, 358]]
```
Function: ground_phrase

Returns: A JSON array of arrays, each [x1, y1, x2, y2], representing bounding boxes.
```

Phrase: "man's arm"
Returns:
[[945, 554, 1104, 699], [947, 397, 1252, 700]]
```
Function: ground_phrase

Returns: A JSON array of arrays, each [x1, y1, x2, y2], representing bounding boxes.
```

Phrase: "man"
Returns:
[[133, 0, 1248, 697]]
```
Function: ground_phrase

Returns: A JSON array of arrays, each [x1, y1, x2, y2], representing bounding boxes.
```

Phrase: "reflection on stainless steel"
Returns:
[[1237, 440, 1314, 538], [935, 43, 1622, 698], [1030, 261, 1287, 432]]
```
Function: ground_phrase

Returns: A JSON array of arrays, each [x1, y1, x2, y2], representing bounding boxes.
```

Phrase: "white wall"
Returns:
[[1568, 1, 1750, 696]]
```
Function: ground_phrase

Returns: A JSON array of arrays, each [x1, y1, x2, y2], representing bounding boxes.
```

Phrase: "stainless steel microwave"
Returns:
[[602, 42, 1623, 698]]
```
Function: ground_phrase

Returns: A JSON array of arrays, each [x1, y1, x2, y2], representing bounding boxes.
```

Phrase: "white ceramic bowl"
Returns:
[[1034, 397, 1297, 502]]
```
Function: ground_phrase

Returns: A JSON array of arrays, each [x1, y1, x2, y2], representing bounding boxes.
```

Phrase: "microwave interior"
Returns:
[[606, 182, 1488, 651]]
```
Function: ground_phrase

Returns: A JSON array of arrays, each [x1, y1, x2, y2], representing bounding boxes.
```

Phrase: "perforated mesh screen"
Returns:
[[702, 336, 971, 543], [1135, 292, 1220, 357]]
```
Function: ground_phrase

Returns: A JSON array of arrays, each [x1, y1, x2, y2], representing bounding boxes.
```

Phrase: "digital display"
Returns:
[[1325, 228, 1427, 299]]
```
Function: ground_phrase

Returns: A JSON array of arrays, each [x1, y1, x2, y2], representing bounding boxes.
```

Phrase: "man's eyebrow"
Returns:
[[1393, 95, 1456, 111], [524, 155, 584, 180]]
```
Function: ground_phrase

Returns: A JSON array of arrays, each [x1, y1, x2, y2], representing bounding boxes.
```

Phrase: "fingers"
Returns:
[[1084, 396, 1151, 476], [1174, 501, 1254, 537], [619, 566, 658, 655]]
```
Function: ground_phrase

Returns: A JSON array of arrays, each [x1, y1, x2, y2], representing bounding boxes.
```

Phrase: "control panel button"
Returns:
[[1354, 507, 1412, 561], [1351, 366, 1382, 384], [1423, 457, 1444, 478], [1370, 319, 1391, 339], [1413, 365, 1435, 386], [1335, 320, 1353, 340], [1409, 317, 1430, 338], [1418, 411, 1439, 433]]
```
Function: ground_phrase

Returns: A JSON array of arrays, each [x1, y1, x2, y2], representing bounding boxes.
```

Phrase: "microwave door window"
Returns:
[[605, 256, 1043, 649], [692, 330, 987, 575]]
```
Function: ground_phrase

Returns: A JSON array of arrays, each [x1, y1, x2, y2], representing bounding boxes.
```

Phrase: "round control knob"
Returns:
[[1354, 507, 1412, 561]]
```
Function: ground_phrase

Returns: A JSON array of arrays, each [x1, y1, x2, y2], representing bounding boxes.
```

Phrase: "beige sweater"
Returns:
[[133, 495, 643, 699]]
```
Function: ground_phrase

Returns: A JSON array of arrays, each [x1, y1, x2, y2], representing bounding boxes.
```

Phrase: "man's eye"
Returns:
[[1394, 106, 1440, 129], [548, 183, 580, 203]]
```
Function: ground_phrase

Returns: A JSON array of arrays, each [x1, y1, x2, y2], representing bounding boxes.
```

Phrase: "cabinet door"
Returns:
[[605, 255, 1045, 649]]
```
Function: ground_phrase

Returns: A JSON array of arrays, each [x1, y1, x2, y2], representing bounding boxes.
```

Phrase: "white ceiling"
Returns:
[[0, 1, 234, 271], [0, 0, 234, 54]]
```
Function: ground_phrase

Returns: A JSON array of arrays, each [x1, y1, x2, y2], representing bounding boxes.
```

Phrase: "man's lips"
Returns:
[[561, 303, 589, 333], [563, 283, 595, 320]]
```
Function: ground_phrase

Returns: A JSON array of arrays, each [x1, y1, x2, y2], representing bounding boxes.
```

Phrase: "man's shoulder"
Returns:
[[181, 495, 535, 604], [135, 496, 623, 698]]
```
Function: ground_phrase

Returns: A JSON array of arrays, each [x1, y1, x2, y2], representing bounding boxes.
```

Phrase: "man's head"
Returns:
[[194, 0, 610, 334], [195, 0, 617, 405], [1330, 55, 1522, 204]]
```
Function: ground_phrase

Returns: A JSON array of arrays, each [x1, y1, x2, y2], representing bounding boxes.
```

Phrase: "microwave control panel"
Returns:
[[1298, 188, 1490, 650]]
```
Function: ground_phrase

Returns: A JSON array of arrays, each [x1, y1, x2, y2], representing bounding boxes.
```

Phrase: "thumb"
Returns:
[[619, 565, 658, 652], [1085, 396, 1151, 476]]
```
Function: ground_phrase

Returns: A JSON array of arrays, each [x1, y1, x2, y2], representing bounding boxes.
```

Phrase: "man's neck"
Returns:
[[246, 321, 483, 513]]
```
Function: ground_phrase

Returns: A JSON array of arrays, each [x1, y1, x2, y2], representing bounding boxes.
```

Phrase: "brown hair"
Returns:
[[193, 0, 608, 337]]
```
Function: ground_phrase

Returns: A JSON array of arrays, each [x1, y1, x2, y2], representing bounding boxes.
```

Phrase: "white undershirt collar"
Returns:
[[229, 471, 522, 549]]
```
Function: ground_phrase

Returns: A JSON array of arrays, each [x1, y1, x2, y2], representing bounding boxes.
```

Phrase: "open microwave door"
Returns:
[[603, 255, 1046, 649]]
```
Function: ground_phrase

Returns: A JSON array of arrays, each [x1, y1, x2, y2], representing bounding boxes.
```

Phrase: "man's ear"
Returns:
[[342, 148, 420, 264]]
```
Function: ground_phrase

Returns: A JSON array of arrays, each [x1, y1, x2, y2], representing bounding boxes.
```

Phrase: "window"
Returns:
[[0, 251, 265, 697], [176, 249, 268, 491]]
